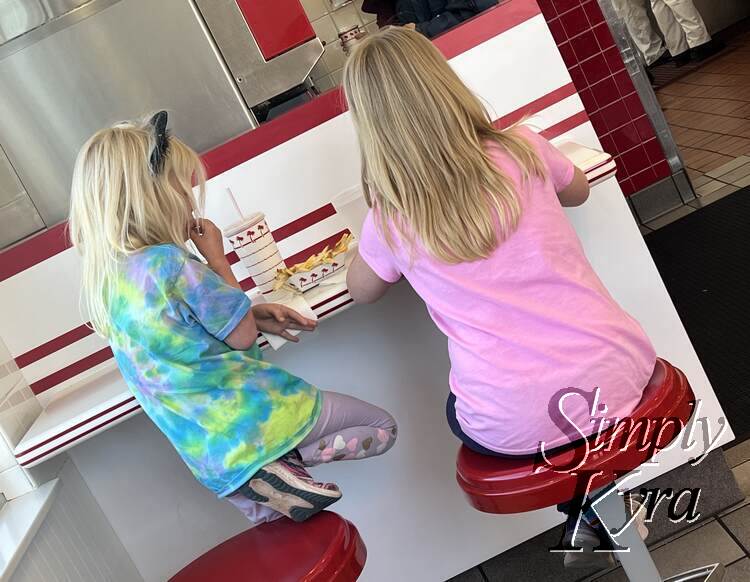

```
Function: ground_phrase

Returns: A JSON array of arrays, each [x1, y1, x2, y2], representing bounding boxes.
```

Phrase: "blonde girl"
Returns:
[[69, 112, 396, 524], [344, 28, 656, 566]]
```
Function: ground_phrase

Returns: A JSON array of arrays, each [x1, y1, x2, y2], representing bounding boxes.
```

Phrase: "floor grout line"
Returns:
[[716, 516, 750, 558]]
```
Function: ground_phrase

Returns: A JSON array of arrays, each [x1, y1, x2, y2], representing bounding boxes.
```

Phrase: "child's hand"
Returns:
[[252, 304, 317, 342], [190, 219, 226, 265]]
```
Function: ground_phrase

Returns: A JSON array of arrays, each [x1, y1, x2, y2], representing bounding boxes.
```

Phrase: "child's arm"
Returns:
[[557, 167, 591, 208], [190, 220, 315, 349], [190, 221, 258, 349], [347, 252, 395, 304]]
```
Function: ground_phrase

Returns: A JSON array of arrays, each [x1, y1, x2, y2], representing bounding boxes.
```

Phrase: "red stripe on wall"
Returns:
[[15, 324, 94, 369], [0, 223, 71, 283], [541, 111, 590, 141], [433, 0, 541, 60], [273, 204, 336, 243], [16, 396, 137, 457], [495, 83, 577, 128], [19, 404, 142, 467], [30, 347, 114, 395]]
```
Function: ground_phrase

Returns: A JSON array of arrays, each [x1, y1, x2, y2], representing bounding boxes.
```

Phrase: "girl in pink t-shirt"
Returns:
[[343, 27, 657, 567]]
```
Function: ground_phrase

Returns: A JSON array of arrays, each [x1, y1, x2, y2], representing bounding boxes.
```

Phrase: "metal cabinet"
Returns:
[[0, 0, 255, 233], [0, 145, 44, 249], [0, 0, 46, 44]]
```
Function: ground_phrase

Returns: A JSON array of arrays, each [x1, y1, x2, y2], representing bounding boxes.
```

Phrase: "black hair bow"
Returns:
[[148, 110, 171, 175]]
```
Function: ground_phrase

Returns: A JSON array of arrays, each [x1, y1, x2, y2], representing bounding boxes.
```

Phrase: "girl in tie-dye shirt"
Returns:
[[68, 113, 397, 523]]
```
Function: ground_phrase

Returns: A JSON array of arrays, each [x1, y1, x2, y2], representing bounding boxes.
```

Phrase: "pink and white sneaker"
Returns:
[[238, 451, 342, 522]]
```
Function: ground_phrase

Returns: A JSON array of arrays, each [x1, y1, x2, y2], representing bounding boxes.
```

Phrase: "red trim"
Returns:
[[495, 83, 577, 128], [311, 289, 349, 311], [16, 324, 94, 369], [19, 404, 141, 467], [541, 111, 590, 140], [273, 204, 336, 243], [16, 396, 137, 456], [433, 0, 542, 60], [0, 223, 71, 284], [30, 347, 113, 395], [318, 298, 354, 319]]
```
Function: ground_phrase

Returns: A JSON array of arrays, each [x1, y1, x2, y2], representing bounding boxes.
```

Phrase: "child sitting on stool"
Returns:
[[68, 114, 397, 525], [343, 27, 657, 568]]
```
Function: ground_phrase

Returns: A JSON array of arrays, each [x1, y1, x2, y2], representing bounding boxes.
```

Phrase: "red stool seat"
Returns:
[[170, 511, 366, 582], [456, 358, 695, 514]]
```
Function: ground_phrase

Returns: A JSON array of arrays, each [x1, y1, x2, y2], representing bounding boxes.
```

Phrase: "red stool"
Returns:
[[456, 359, 724, 582], [170, 511, 366, 582]]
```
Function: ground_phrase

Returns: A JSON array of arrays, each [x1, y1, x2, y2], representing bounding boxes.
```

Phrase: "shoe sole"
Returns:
[[242, 469, 342, 522]]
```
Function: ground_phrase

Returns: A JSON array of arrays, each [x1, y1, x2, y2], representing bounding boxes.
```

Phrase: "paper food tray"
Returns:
[[283, 242, 357, 293]]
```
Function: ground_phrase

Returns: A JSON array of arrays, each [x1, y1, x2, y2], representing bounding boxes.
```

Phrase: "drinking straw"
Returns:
[[225, 187, 244, 219]]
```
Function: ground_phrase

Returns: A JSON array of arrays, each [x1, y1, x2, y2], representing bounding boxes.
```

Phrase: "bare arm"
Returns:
[[347, 252, 395, 304], [557, 167, 590, 207]]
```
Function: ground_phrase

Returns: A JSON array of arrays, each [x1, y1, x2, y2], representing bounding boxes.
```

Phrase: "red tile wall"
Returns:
[[538, 0, 671, 196]]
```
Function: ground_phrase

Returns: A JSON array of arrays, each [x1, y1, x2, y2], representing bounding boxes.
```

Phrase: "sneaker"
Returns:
[[562, 514, 615, 570], [238, 452, 342, 522]]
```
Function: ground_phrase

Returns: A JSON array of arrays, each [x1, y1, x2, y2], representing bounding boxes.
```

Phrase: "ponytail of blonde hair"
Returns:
[[68, 118, 206, 337], [343, 27, 546, 264]]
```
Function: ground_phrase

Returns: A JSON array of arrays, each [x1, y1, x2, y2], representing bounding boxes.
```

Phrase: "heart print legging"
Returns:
[[226, 390, 397, 523]]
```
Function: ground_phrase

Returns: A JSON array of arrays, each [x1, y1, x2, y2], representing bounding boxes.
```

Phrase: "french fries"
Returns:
[[273, 233, 353, 290]]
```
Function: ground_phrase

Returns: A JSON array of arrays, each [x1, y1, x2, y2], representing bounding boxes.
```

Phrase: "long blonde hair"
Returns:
[[343, 27, 545, 263], [68, 117, 206, 337]]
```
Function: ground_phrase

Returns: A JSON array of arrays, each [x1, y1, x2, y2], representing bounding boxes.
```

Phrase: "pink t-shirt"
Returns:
[[358, 128, 657, 455]]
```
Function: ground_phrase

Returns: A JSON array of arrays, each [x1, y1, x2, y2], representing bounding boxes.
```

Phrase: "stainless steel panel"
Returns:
[[0, 0, 255, 226], [41, 0, 89, 19], [194, 0, 323, 108], [0, 195, 45, 250], [0, 138, 45, 248], [0, 144, 25, 206], [0, 0, 46, 44]]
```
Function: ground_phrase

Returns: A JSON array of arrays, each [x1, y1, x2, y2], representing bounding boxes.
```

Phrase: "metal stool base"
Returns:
[[591, 487, 725, 582]]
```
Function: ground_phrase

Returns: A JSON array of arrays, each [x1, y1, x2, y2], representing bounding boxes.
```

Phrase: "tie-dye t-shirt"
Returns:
[[108, 244, 320, 497]]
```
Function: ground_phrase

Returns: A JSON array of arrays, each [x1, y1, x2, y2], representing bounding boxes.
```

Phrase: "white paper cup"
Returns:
[[223, 212, 287, 294], [245, 250, 285, 280], [332, 186, 369, 239], [224, 213, 273, 255]]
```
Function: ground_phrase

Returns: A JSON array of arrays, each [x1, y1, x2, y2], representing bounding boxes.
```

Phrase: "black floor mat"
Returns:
[[646, 190, 750, 442]]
